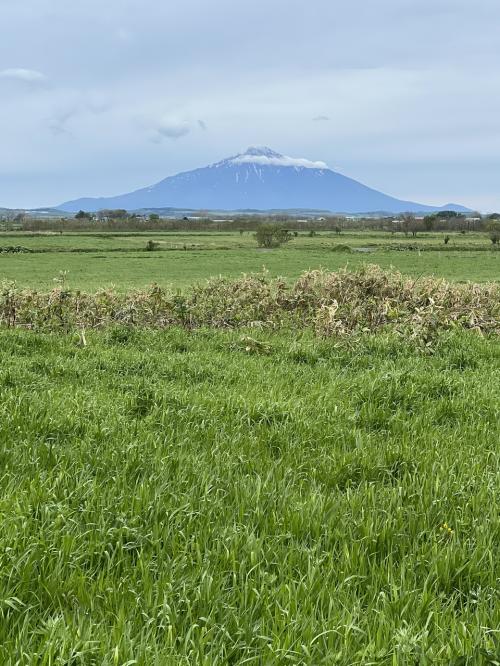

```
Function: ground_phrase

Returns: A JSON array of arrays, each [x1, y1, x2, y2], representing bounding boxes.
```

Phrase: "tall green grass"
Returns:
[[0, 326, 498, 663]]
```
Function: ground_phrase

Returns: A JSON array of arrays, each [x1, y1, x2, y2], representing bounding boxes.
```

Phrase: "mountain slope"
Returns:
[[58, 147, 470, 214]]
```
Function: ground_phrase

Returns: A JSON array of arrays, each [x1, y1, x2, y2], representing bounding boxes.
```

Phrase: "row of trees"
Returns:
[[396, 213, 499, 242], [3, 208, 499, 242], [252, 220, 498, 246]]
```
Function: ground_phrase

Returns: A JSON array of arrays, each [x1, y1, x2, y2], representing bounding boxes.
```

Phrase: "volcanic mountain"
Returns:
[[58, 147, 469, 214]]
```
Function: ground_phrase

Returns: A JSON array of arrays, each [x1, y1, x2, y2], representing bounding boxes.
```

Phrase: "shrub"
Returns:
[[331, 244, 352, 253], [0, 267, 498, 337], [255, 224, 292, 248], [487, 221, 500, 245], [75, 210, 92, 220], [0, 246, 33, 254]]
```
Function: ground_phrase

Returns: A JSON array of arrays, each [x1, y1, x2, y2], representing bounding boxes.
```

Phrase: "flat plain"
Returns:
[[0, 229, 498, 664], [0, 230, 498, 290]]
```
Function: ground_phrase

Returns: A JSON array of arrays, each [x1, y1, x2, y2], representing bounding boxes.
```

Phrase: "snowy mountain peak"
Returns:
[[58, 147, 471, 214], [242, 146, 284, 158], [227, 147, 330, 170]]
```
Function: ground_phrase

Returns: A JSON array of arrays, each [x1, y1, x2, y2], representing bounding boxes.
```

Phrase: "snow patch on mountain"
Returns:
[[57, 145, 471, 214]]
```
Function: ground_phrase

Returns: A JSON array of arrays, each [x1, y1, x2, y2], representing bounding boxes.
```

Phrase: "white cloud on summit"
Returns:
[[232, 155, 329, 169]]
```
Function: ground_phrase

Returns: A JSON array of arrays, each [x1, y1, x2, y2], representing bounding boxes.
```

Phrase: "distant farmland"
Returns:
[[0, 228, 498, 290]]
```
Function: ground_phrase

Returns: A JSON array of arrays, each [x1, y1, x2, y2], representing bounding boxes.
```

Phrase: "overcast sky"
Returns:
[[1, 0, 499, 210]]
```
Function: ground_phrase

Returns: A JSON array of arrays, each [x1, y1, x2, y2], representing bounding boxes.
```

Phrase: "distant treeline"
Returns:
[[2, 209, 498, 234]]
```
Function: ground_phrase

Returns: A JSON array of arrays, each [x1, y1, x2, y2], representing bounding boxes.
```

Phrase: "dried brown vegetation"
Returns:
[[1, 266, 498, 337]]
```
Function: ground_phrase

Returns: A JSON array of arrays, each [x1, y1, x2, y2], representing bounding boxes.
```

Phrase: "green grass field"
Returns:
[[0, 327, 498, 663], [0, 230, 498, 663], [0, 230, 498, 290]]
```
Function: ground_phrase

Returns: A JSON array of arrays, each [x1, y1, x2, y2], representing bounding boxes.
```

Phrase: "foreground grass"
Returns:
[[0, 327, 498, 664]]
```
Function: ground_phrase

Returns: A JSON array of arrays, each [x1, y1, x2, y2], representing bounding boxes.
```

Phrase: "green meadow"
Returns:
[[0, 230, 498, 664], [0, 328, 498, 663], [0, 230, 498, 290]]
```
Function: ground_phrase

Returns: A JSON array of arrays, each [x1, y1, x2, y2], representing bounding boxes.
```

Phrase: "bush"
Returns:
[[0, 246, 33, 254], [75, 210, 92, 220], [487, 221, 500, 245], [255, 224, 292, 248], [0, 267, 498, 337], [331, 244, 352, 253]]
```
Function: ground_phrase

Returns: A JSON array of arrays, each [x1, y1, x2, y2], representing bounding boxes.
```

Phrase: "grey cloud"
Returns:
[[152, 117, 208, 142], [49, 109, 77, 136], [155, 118, 192, 141], [313, 116, 330, 122], [47, 96, 113, 137]]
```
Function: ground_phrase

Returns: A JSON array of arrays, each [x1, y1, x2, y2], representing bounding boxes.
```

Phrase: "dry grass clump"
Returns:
[[291, 268, 500, 337], [1, 266, 498, 336]]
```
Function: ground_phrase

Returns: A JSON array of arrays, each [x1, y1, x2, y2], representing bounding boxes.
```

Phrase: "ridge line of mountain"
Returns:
[[16, 147, 475, 214]]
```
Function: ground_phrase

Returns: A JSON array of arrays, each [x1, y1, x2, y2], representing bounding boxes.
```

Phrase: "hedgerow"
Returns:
[[1, 266, 498, 336]]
